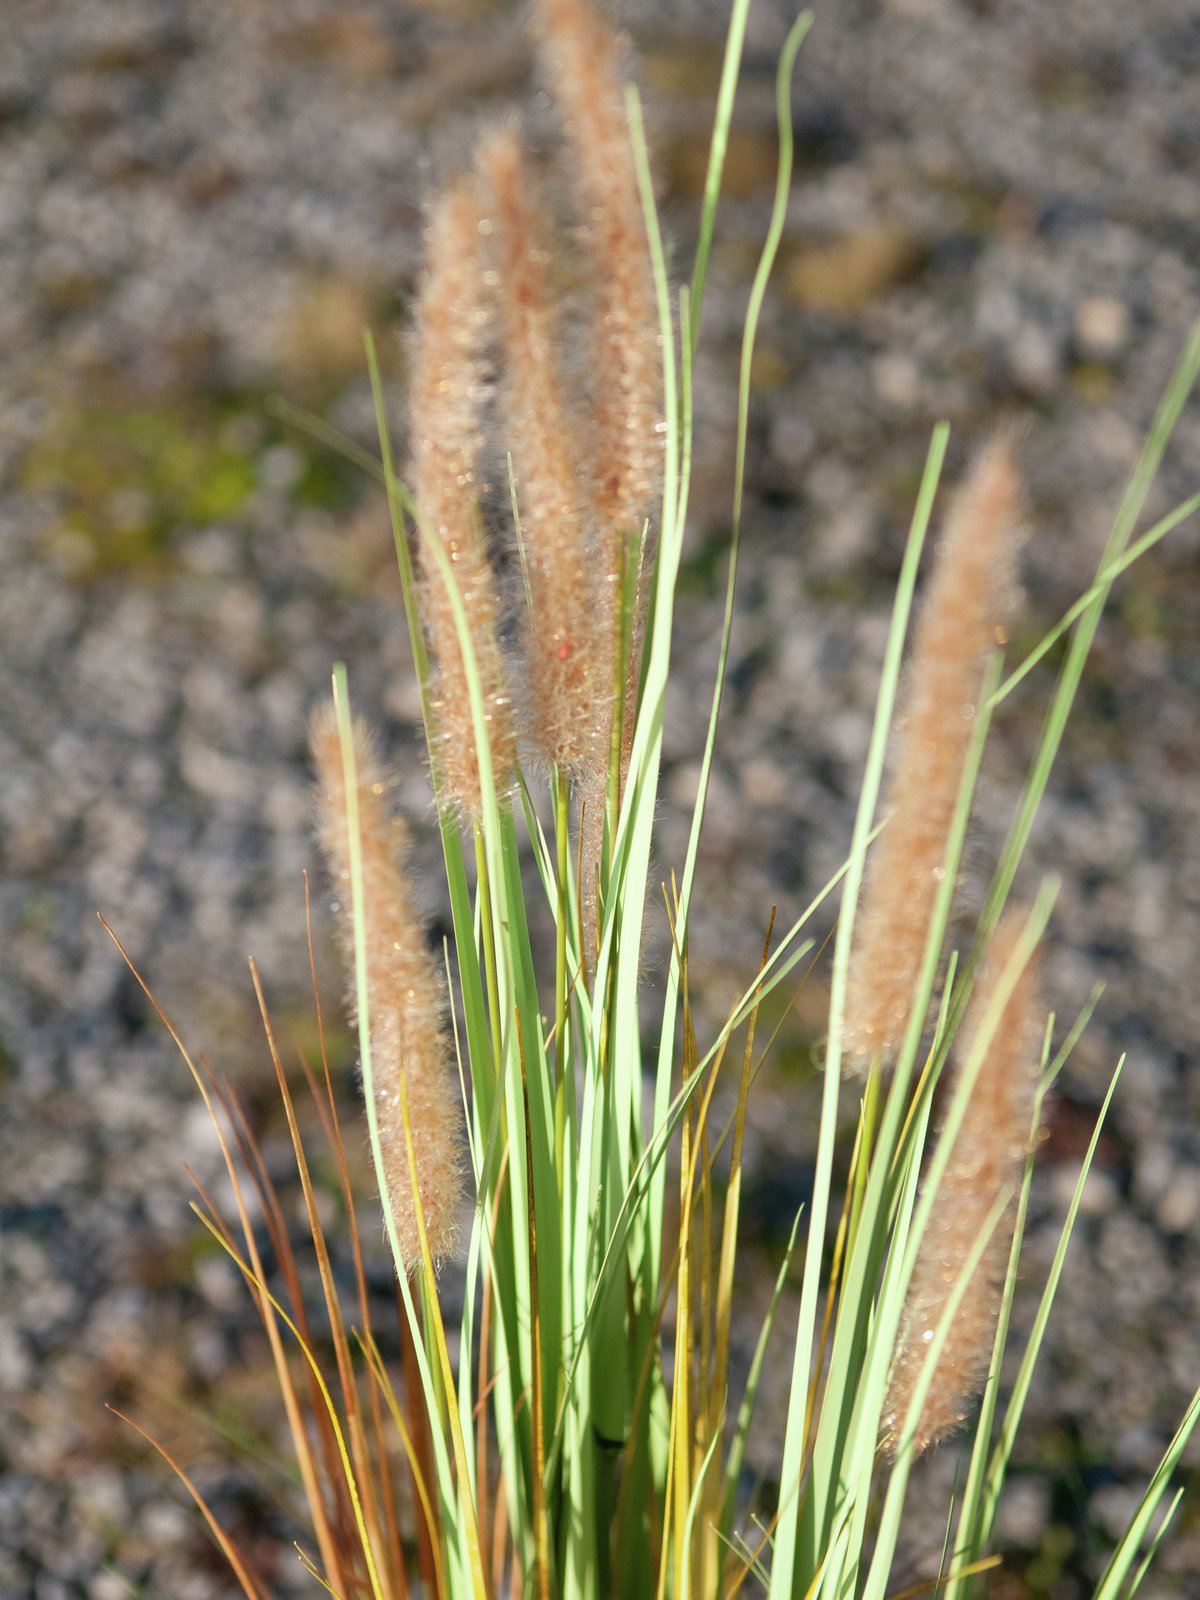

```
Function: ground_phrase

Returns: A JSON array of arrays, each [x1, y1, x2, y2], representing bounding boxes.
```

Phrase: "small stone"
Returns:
[[90, 1574, 131, 1600], [873, 353, 921, 409], [782, 223, 926, 314], [996, 1475, 1050, 1547], [0, 1324, 31, 1391], [667, 762, 703, 809], [1158, 1172, 1200, 1234], [1009, 322, 1061, 393], [742, 757, 788, 808], [1074, 296, 1131, 359]]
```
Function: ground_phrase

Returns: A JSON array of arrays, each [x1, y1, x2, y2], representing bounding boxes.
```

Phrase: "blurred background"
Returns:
[[1, 0, 1198, 1594]]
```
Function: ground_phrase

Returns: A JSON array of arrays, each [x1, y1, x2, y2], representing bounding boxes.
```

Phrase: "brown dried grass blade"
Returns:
[[97, 916, 349, 1593], [107, 1406, 270, 1600]]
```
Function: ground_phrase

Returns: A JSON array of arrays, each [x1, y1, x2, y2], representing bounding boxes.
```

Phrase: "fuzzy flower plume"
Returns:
[[532, 0, 663, 552], [884, 912, 1043, 1455], [309, 702, 463, 1269], [529, 0, 664, 952], [844, 439, 1023, 1068], [480, 125, 612, 777], [408, 170, 514, 821]]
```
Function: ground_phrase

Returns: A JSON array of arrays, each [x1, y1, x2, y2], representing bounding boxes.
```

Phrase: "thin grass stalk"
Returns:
[[248, 964, 396, 1594], [686, 0, 756, 337], [1121, 1487, 1188, 1600], [694, 1128, 715, 1584], [474, 828, 506, 1110], [396, 1069, 489, 1600], [358, 1330, 450, 1600], [100, 920, 351, 1592], [805, 1106, 869, 1457], [553, 770, 570, 1181], [979, 316, 1200, 941], [218, 1082, 367, 1584], [701, 916, 775, 1593], [666, 966, 728, 1595], [492, 810, 565, 1491], [650, 20, 810, 1286], [108, 1408, 270, 1600], [991, 488, 1200, 709], [216, 1076, 352, 1545], [515, 1019, 553, 1600], [593, 94, 682, 1370], [972, 1062, 1126, 1583], [473, 1177, 505, 1584], [805, 1002, 946, 1597], [663, 1081, 695, 1600], [191, 1208, 389, 1600], [719, 1204, 805, 1567], [302, 884, 427, 1593]]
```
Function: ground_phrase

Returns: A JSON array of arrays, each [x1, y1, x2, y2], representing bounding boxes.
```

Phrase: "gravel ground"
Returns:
[[2, 0, 1199, 1595]]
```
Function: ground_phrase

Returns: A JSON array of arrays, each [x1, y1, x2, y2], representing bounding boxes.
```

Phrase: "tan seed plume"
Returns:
[[530, 0, 664, 946], [480, 125, 613, 778], [883, 912, 1043, 1455], [408, 170, 515, 822], [531, 0, 663, 554], [844, 439, 1023, 1069], [310, 702, 463, 1269]]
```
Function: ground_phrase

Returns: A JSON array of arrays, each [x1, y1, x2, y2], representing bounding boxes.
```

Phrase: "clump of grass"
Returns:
[[116, 1, 1200, 1596]]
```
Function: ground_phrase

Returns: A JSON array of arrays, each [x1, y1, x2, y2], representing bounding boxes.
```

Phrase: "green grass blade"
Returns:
[[1120, 1486, 1185, 1599], [975, 1058, 1126, 1556], [651, 8, 812, 1290], [985, 317, 1200, 927], [1092, 1386, 1200, 1600], [721, 1206, 805, 1541], [991, 489, 1200, 707], [687, 0, 754, 340]]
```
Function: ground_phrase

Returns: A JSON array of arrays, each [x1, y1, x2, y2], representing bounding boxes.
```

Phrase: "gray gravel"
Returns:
[[2, 0, 1198, 1595]]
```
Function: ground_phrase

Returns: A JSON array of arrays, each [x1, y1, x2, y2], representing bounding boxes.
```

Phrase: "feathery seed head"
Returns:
[[309, 701, 463, 1269], [531, 0, 663, 548], [409, 171, 516, 822], [843, 438, 1024, 1070], [883, 910, 1044, 1455], [480, 124, 615, 777]]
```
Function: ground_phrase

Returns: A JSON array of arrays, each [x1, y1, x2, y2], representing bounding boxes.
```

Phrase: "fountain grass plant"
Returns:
[[110, 0, 1200, 1594]]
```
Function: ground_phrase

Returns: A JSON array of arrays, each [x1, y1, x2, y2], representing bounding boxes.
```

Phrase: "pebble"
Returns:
[[1075, 294, 1132, 359], [996, 1474, 1051, 1548]]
